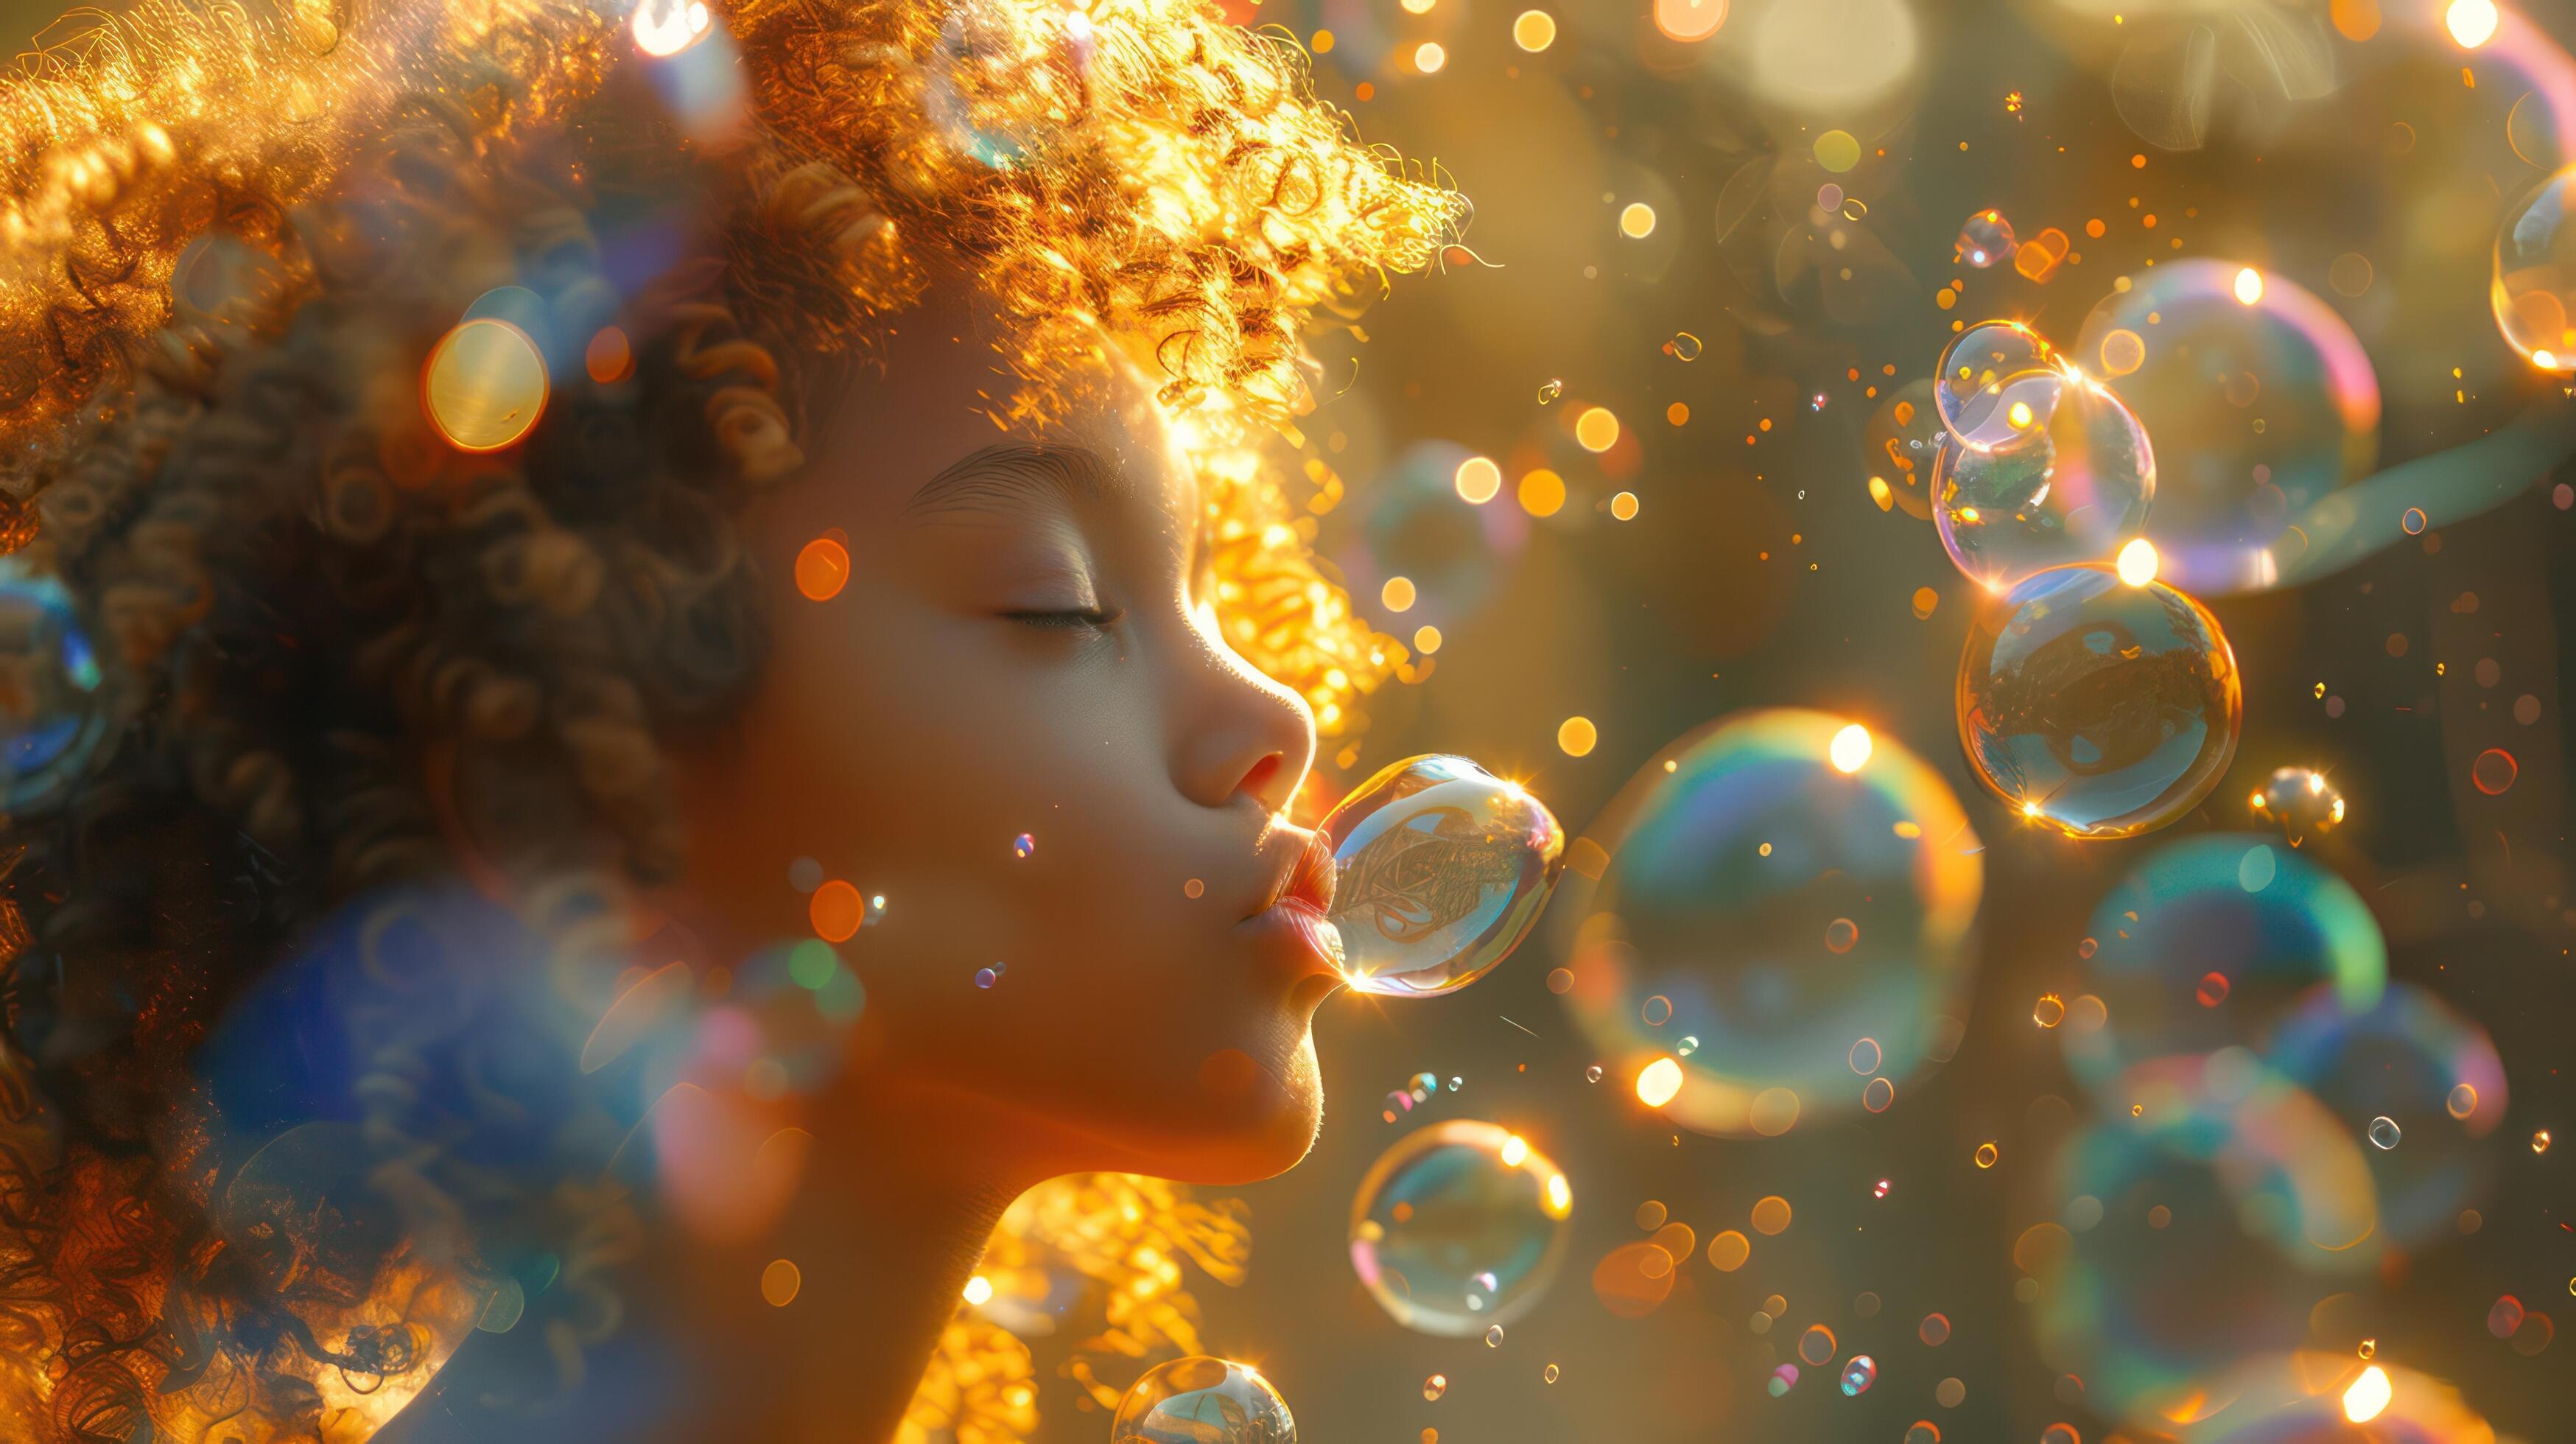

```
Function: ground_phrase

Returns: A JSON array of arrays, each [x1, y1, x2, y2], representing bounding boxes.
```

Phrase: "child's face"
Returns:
[[670, 298, 1346, 1184]]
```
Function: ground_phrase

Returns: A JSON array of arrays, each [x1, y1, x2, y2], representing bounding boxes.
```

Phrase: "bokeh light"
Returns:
[[421, 318, 549, 452]]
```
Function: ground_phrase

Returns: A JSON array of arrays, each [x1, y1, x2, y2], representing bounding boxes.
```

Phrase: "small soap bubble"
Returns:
[[2446, 1082, 2478, 1119], [1585, 1065, 1604, 1083], [1350, 1121, 1573, 1336], [1448, 1076, 1463, 1092], [1958, 564, 2241, 838], [1112, 1357, 1296, 1443], [1422, 1374, 1447, 1401], [1642, 995, 1673, 1026], [1848, 1037, 1882, 1075], [974, 967, 999, 989], [1932, 376, 2155, 591], [2401, 507, 2428, 535], [1538, 378, 1564, 404], [2368, 1115, 2401, 1149], [2250, 766, 2345, 845], [1484, 1325, 1504, 1347], [1011, 833, 1034, 858], [1665, 332, 1703, 362], [1321, 756, 1567, 998], [1975, 1142, 1999, 1168], [1676, 1035, 1700, 1056], [2472, 749, 2519, 796], [1839, 1355, 1877, 1396], [1825, 917, 1859, 953], [1937, 321, 2060, 452], [1863, 1076, 1895, 1112], [2034, 994, 2066, 1028], [1956, 209, 2017, 267]]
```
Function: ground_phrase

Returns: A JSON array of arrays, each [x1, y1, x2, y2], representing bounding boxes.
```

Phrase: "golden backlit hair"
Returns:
[[2, 0, 1460, 728]]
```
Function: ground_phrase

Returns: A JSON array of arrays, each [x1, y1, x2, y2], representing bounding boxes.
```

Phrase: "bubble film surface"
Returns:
[[1937, 320, 2066, 452], [1956, 564, 2242, 838], [2074, 261, 2382, 595], [1348, 1120, 1573, 1336], [1932, 374, 2156, 592], [1320, 754, 1566, 997], [1110, 1356, 1297, 1443], [2494, 164, 2576, 372], [1563, 709, 1983, 1137]]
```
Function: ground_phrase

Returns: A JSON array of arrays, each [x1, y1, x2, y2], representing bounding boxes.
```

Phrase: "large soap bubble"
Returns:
[[1319, 755, 1565, 997], [1112, 1356, 1297, 1443], [2074, 261, 2380, 595], [1956, 563, 2241, 839], [2067, 835, 2385, 1095], [2269, 982, 2506, 1247], [2495, 164, 2576, 374], [1936, 320, 2066, 452], [0, 558, 106, 815], [1562, 709, 1983, 1137], [1348, 1119, 1572, 1336], [1931, 374, 2155, 592]]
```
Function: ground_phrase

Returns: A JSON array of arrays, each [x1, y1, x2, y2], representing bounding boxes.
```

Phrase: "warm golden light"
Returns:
[[1637, 1057, 1684, 1107], [1652, 0, 1728, 42], [1829, 723, 1873, 774], [1610, 491, 1640, 520], [1519, 468, 1568, 516], [2342, 1364, 2391, 1423], [1499, 1133, 1531, 1167], [633, 0, 715, 57], [1456, 455, 1503, 504], [962, 1275, 994, 1305], [2446, 0, 2499, 47], [2007, 400, 2034, 430], [2233, 266, 2264, 305], [1618, 203, 1657, 239], [1558, 716, 1598, 757], [1575, 407, 1621, 452], [422, 318, 549, 452], [1513, 9, 1559, 49], [1381, 576, 1417, 611], [2116, 537, 2160, 586], [1413, 624, 1442, 653], [1414, 41, 1446, 72]]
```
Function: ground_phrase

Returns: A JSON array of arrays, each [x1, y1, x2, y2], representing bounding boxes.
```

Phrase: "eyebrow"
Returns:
[[903, 444, 1122, 523]]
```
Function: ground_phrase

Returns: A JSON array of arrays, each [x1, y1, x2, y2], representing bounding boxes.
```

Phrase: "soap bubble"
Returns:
[[2365, 1115, 2401, 1149], [1956, 209, 2017, 267], [2270, 983, 2505, 1244], [1937, 321, 2066, 453], [2247, 766, 2344, 847], [1956, 564, 2242, 838], [1111, 1356, 1296, 1443], [1931, 376, 2155, 592], [2066, 834, 2384, 1093], [1345, 441, 1531, 626], [2074, 262, 2380, 595], [1863, 379, 1945, 520], [2496, 166, 2576, 373], [1560, 709, 1982, 1138], [1839, 1354, 1878, 1395], [1349, 1120, 1573, 1336], [0, 559, 106, 814], [1321, 755, 1566, 996]]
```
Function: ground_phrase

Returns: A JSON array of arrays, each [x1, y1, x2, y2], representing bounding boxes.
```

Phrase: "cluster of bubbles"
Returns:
[[1318, 754, 1566, 997], [1110, 1356, 1296, 1443], [1380, 1069, 1456, 1124], [1347, 1120, 1573, 1336], [2029, 834, 2508, 1428], [1931, 320, 2155, 592], [1559, 710, 1982, 1137]]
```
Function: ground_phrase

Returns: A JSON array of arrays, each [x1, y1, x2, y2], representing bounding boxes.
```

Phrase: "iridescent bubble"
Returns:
[[1484, 1324, 1504, 1347], [1957, 564, 2242, 838], [2066, 835, 2384, 1093], [1322, 755, 1566, 997], [1349, 1121, 1573, 1336], [1839, 1354, 1877, 1395], [1382, 1090, 1414, 1123], [1561, 709, 1982, 1138], [2074, 262, 2382, 595], [1011, 832, 1034, 858], [0, 560, 106, 814], [1937, 321, 2065, 453], [2248, 766, 2345, 846], [1111, 1356, 1296, 1443], [1825, 917, 1859, 953], [1931, 377, 2156, 592], [2496, 165, 2576, 372], [972, 967, 998, 989], [1849, 1037, 1882, 1074], [1863, 379, 1945, 521], [2270, 982, 2506, 1244], [1956, 209, 2017, 267], [2365, 1115, 2401, 1149], [1584, 1065, 1603, 1083]]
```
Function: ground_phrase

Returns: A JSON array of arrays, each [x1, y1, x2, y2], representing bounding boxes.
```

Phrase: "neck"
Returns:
[[636, 1087, 1021, 1443]]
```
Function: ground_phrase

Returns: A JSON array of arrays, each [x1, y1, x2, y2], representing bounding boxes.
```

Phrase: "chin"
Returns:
[[1139, 1028, 1324, 1185]]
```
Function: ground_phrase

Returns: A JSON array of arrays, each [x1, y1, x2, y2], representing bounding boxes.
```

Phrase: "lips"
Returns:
[[1246, 827, 1345, 982]]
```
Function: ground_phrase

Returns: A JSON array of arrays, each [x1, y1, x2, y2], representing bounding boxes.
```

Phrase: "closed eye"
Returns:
[[1001, 607, 1124, 631]]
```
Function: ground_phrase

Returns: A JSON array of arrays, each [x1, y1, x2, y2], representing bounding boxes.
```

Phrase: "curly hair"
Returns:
[[0, 0, 1464, 1437]]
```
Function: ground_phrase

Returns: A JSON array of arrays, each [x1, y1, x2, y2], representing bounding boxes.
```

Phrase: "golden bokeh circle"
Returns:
[[422, 318, 550, 453]]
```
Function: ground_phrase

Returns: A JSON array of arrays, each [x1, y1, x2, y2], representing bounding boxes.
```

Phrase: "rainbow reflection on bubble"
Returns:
[[2066, 835, 2385, 1093], [1931, 371, 2155, 592], [2073, 261, 2380, 596], [2035, 1076, 2379, 1429], [1349, 1120, 1573, 1337], [1562, 709, 1982, 1138], [2269, 982, 2507, 1247]]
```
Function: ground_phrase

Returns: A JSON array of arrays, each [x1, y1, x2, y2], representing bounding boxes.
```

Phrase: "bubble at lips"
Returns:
[[1349, 1120, 1573, 1337], [1319, 755, 1567, 997], [0, 559, 108, 816], [1110, 1356, 1296, 1443], [1937, 321, 2066, 453], [2250, 765, 2345, 845], [1932, 375, 2155, 592], [2495, 165, 2576, 374], [1956, 209, 2017, 267], [1956, 564, 2242, 839]]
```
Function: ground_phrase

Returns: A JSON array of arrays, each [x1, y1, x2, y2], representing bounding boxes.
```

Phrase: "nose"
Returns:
[[1172, 616, 1316, 815]]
